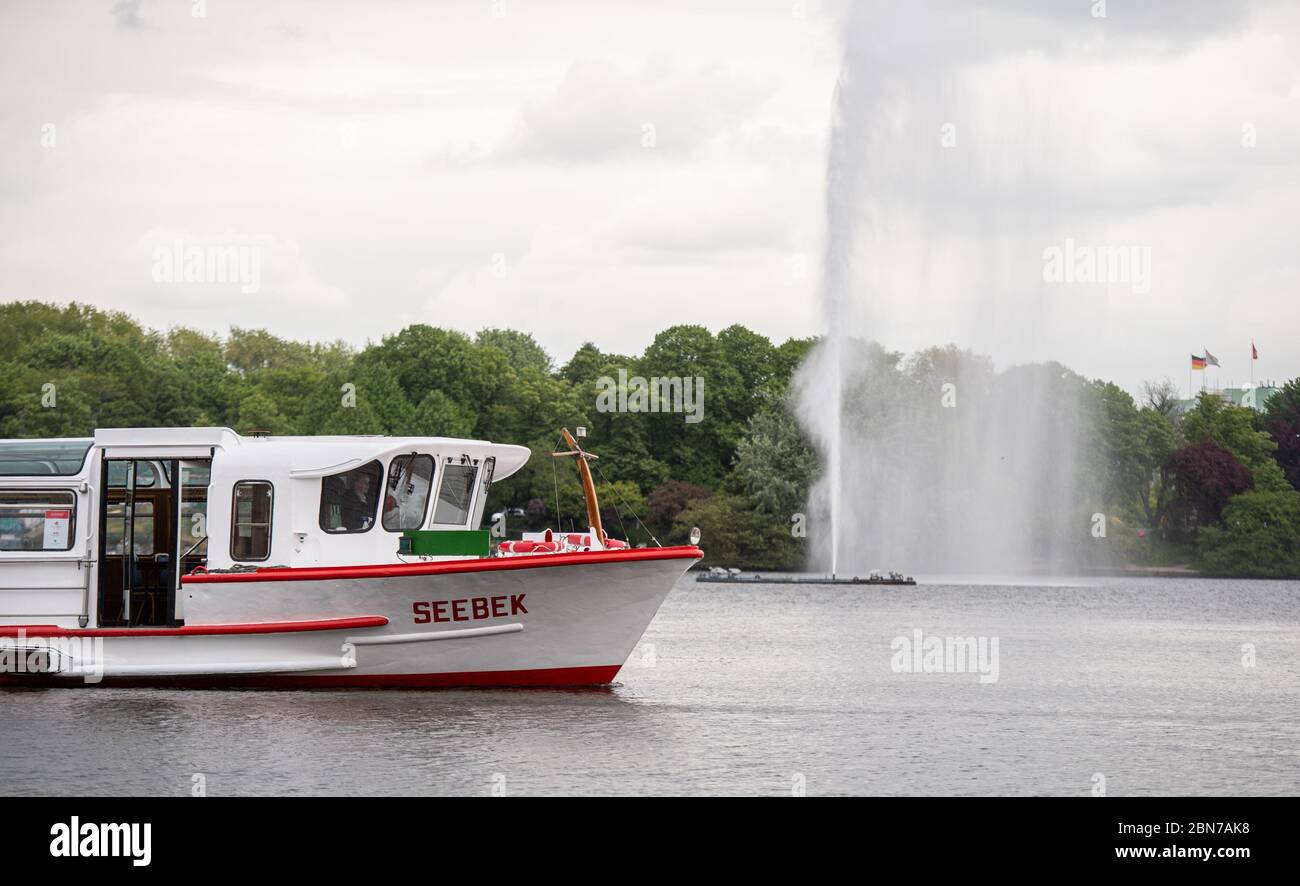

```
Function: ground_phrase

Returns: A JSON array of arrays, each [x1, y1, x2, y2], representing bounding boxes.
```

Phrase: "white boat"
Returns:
[[0, 427, 700, 687]]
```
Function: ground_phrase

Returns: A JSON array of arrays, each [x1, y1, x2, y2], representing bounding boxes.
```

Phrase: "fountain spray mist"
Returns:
[[809, 50, 871, 577], [796, 2, 1098, 576]]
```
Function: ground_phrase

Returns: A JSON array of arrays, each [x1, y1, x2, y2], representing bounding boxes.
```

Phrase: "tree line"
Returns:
[[1, 300, 1297, 576]]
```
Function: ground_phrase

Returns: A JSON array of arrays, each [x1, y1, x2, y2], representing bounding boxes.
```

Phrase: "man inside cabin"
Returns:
[[339, 470, 377, 531]]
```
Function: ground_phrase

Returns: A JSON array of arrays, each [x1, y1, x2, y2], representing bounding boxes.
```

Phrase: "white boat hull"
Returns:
[[0, 547, 700, 688]]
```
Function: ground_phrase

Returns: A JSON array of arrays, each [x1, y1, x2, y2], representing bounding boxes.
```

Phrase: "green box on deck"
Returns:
[[399, 529, 491, 557]]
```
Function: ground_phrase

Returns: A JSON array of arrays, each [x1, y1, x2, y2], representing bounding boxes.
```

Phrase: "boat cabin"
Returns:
[[0, 429, 529, 630]]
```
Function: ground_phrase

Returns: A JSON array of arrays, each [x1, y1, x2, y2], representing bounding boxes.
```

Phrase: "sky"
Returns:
[[1, 0, 1297, 396]]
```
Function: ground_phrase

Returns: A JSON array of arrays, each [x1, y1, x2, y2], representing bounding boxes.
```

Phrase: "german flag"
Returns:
[[1191, 354, 1207, 370]]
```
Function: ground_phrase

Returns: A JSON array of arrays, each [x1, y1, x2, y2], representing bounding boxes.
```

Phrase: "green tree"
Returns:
[[595, 480, 649, 544], [1093, 382, 1146, 515], [252, 365, 334, 433], [772, 336, 818, 387], [1199, 489, 1300, 577], [233, 389, 288, 435], [639, 324, 739, 486], [225, 327, 305, 374], [165, 327, 229, 423], [1182, 392, 1288, 491], [1261, 378, 1300, 491], [0, 362, 93, 437], [360, 325, 511, 422], [559, 342, 605, 386], [476, 328, 553, 374], [646, 479, 713, 536], [1135, 408, 1179, 528], [411, 389, 476, 438], [733, 391, 817, 518], [671, 492, 802, 569], [224, 327, 349, 376], [715, 323, 778, 434], [297, 365, 413, 435], [1091, 381, 1179, 528]]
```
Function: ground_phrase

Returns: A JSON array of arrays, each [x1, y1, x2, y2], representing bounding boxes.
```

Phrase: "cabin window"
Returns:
[[107, 460, 158, 488], [0, 490, 76, 551], [471, 456, 496, 528], [383, 454, 435, 532], [0, 440, 92, 477], [104, 500, 155, 556], [179, 464, 210, 561], [231, 481, 273, 561], [318, 460, 383, 533], [432, 463, 478, 526]]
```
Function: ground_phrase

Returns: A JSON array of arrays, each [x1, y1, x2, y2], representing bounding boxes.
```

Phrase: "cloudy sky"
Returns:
[[1, 0, 1296, 394]]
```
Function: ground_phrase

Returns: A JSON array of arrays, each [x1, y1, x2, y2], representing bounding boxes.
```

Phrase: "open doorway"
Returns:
[[96, 457, 210, 627]]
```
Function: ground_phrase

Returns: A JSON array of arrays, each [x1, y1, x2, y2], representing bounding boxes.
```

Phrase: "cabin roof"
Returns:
[[230, 434, 531, 482], [12, 428, 534, 482]]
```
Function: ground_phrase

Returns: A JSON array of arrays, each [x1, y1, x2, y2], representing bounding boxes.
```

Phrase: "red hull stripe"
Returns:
[[0, 664, 621, 689], [183, 544, 704, 585], [0, 615, 387, 639]]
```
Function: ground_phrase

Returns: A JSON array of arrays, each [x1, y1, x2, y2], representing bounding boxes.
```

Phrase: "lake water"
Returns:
[[2, 575, 1297, 796]]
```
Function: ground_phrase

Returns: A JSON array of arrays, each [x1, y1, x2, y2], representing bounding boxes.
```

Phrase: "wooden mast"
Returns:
[[553, 428, 605, 546]]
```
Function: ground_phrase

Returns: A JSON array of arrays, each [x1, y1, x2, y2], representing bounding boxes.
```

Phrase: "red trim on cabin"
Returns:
[[182, 545, 704, 585], [0, 615, 387, 639], [0, 664, 622, 689]]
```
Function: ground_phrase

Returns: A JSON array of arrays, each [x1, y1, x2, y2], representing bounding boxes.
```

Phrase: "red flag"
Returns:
[[1252, 340, 1258, 360]]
